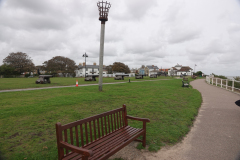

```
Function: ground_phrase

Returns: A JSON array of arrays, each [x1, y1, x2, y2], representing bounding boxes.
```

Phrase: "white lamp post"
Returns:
[[97, 1, 111, 91]]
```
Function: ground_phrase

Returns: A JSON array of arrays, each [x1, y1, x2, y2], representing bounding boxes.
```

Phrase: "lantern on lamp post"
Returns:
[[97, 1, 111, 91]]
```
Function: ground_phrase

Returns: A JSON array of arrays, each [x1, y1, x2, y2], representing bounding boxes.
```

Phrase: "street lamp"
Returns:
[[97, 1, 111, 91], [82, 52, 88, 78]]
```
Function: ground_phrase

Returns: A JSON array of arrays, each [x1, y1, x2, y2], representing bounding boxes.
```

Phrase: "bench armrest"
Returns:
[[126, 115, 150, 122], [60, 141, 93, 157]]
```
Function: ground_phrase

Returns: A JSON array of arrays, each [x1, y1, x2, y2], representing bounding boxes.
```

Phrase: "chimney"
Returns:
[[152, 65, 154, 67], [93, 62, 96, 65], [83, 62, 85, 66]]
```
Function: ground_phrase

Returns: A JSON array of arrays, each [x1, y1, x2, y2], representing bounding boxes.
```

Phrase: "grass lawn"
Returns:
[[0, 78, 202, 160], [0, 76, 172, 90]]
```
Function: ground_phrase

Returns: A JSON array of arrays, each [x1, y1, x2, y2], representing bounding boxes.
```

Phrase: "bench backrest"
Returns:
[[56, 105, 128, 154]]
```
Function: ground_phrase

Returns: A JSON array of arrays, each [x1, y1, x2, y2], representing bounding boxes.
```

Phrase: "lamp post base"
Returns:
[[99, 85, 102, 91]]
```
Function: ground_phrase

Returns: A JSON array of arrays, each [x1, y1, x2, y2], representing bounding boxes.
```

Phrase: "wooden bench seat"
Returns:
[[56, 105, 150, 160]]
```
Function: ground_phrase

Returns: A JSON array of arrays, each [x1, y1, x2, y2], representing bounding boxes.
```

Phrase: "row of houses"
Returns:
[[75, 63, 193, 77]]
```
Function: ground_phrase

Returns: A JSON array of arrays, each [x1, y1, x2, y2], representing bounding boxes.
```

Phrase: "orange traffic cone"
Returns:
[[76, 80, 78, 87]]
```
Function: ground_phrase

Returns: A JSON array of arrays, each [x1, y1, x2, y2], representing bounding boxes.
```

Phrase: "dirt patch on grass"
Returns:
[[8, 132, 19, 139]]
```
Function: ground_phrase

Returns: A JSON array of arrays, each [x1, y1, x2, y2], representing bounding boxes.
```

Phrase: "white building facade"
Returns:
[[168, 64, 193, 76], [146, 65, 159, 76], [75, 63, 135, 77]]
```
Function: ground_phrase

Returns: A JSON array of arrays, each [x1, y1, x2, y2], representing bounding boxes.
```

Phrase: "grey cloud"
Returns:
[[7, 0, 52, 13], [168, 27, 200, 44], [228, 23, 240, 33], [124, 38, 164, 55], [217, 52, 240, 64], [163, 0, 186, 24], [125, 0, 158, 19], [112, 0, 158, 20]]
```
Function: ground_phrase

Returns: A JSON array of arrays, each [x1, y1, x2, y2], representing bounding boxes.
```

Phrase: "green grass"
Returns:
[[0, 78, 202, 160], [0, 76, 172, 90]]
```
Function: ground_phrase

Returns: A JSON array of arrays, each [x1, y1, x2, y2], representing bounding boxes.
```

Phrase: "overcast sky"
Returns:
[[0, 0, 240, 76]]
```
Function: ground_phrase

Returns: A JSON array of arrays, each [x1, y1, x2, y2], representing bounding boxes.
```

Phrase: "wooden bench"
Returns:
[[191, 75, 197, 79], [182, 80, 189, 87], [55, 104, 150, 160]]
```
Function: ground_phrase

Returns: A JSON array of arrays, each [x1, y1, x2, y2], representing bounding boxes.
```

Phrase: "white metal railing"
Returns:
[[206, 76, 240, 94]]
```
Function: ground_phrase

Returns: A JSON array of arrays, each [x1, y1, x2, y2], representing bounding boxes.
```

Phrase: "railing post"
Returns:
[[232, 80, 234, 92], [216, 78, 217, 86], [226, 80, 228, 90], [221, 79, 222, 88]]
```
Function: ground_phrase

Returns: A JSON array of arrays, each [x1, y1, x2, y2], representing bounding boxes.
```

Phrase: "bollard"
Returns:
[[76, 80, 78, 87], [129, 79, 130, 83]]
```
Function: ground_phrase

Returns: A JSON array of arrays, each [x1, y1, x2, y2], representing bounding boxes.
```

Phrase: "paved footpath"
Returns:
[[0, 79, 168, 93], [143, 79, 240, 160]]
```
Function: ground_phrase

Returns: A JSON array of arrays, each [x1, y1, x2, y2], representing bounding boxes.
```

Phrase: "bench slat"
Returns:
[[101, 117, 104, 136], [104, 116, 107, 136], [91, 127, 140, 153], [96, 128, 143, 160], [64, 129, 69, 154], [93, 120, 96, 141], [70, 128, 73, 145], [90, 127, 143, 160], [80, 124, 84, 147], [85, 123, 88, 145], [114, 113, 117, 130], [84, 126, 131, 149], [108, 115, 110, 134], [62, 152, 80, 160], [69, 154, 83, 160], [97, 118, 100, 139], [75, 126, 79, 147], [119, 111, 122, 128], [116, 112, 119, 129], [111, 114, 114, 133], [89, 121, 93, 143], [69, 155, 82, 160]]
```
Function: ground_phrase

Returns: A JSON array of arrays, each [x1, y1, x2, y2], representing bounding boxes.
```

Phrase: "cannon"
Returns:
[[114, 74, 129, 80], [35, 75, 53, 84], [84, 75, 98, 81]]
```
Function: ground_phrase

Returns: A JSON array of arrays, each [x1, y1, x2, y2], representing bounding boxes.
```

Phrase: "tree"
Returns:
[[233, 76, 240, 81], [0, 64, 17, 75], [3, 52, 35, 74], [111, 62, 130, 73], [106, 65, 113, 74], [196, 71, 203, 76], [43, 56, 77, 77]]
